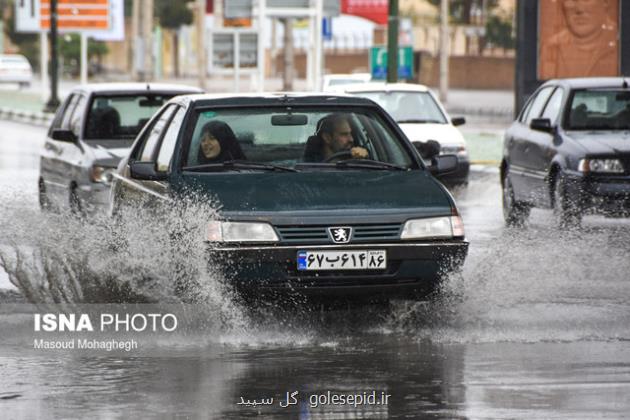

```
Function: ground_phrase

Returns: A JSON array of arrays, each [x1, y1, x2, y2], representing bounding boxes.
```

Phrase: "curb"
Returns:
[[0, 107, 53, 128]]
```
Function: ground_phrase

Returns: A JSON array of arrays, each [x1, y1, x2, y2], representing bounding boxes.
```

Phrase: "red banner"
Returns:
[[341, 0, 388, 25]]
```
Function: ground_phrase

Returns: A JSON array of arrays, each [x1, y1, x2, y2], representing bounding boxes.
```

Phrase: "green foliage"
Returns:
[[156, 0, 194, 29], [485, 14, 514, 50], [427, 0, 499, 24], [59, 34, 109, 63]]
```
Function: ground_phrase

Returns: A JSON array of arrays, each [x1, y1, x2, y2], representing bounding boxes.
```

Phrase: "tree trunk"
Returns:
[[172, 31, 179, 78]]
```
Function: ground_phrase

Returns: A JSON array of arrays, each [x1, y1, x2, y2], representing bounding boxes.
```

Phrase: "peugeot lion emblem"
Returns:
[[328, 227, 352, 244]]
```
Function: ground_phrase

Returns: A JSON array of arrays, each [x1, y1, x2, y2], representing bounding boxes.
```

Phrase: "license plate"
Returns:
[[297, 250, 387, 271]]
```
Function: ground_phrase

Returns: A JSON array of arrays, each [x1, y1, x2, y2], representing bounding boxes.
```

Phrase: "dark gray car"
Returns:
[[502, 77, 630, 227], [38, 83, 202, 214]]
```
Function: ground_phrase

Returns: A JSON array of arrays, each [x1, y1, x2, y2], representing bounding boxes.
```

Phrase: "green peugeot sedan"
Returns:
[[109, 93, 468, 300]]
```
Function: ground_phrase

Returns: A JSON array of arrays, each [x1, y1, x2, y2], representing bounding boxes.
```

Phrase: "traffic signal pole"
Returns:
[[387, 0, 399, 83]]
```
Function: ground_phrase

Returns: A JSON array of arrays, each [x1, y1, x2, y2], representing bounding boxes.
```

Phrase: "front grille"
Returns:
[[275, 223, 402, 244]]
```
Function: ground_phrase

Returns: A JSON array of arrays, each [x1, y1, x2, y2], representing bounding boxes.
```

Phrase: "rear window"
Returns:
[[567, 89, 630, 130], [183, 106, 414, 170], [84, 94, 172, 140]]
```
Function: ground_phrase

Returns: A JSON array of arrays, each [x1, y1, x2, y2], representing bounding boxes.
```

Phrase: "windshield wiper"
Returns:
[[183, 160, 298, 172], [396, 119, 444, 124], [335, 159, 408, 171]]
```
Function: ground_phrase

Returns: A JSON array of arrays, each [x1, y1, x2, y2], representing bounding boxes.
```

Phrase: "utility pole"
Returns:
[[45, 0, 60, 112], [386, 0, 399, 83], [282, 18, 294, 91], [439, 0, 449, 103], [197, 0, 206, 90]]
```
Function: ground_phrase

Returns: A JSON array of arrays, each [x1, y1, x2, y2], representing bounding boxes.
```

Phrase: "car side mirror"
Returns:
[[129, 161, 166, 181], [413, 140, 441, 160], [430, 154, 458, 175], [530, 118, 554, 133], [451, 117, 466, 126], [51, 129, 77, 143]]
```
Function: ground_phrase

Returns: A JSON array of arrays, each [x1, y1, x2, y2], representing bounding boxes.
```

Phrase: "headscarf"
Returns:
[[196, 120, 246, 164]]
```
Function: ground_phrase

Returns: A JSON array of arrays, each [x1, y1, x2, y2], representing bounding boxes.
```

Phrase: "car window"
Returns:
[[566, 89, 630, 130], [525, 86, 555, 125], [138, 105, 177, 162], [183, 106, 415, 170], [518, 94, 535, 123], [60, 94, 80, 130], [48, 94, 75, 133], [84, 94, 173, 140], [69, 95, 86, 138], [541, 88, 564, 122], [352, 91, 447, 124], [156, 107, 186, 172]]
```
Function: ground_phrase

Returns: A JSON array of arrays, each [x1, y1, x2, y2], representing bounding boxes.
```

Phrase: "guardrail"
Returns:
[[0, 107, 53, 127]]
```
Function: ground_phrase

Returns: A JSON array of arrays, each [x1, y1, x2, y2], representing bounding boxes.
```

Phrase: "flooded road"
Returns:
[[1, 120, 629, 419]]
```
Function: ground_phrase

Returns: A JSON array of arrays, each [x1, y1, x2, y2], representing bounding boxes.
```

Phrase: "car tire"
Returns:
[[502, 174, 530, 227], [38, 179, 52, 211], [553, 172, 582, 228]]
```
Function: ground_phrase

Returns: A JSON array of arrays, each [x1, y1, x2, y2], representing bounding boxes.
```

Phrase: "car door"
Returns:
[[115, 104, 178, 210], [42, 93, 84, 207], [507, 86, 555, 201], [526, 86, 565, 207]]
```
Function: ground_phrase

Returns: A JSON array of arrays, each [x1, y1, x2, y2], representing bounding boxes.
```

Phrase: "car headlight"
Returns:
[[90, 165, 113, 183], [578, 158, 624, 174], [206, 221, 279, 243], [400, 216, 465, 240]]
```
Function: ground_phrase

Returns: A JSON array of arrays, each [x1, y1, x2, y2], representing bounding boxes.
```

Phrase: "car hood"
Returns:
[[175, 170, 452, 216], [399, 123, 466, 146], [565, 131, 630, 155]]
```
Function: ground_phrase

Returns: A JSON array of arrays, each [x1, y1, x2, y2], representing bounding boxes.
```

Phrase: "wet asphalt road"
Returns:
[[1, 120, 630, 419]]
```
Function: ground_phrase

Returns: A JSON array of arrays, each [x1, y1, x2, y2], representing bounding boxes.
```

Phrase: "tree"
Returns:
[[427, 0, 499, 24], [155, 0, 194, 78], [59, 34, 109, 77], [485, 14, 514, 52]]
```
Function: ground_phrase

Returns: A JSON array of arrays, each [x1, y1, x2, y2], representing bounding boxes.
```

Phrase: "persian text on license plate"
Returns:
[[297, 250, 387, 271]]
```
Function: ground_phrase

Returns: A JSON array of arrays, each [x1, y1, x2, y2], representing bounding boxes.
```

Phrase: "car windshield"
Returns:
[[567, 89, 630, 130], [84, 94, 172, 140], [182, 106, 415, 171], [352, 91, 447, 124]]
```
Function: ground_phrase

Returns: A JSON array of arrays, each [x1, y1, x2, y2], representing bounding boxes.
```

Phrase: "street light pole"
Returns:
[[387, 0, 399, 83], [45, 0, 60, 112]]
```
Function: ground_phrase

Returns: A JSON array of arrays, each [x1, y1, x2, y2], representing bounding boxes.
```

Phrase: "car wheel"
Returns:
[[38, 179, 52, 211], [502, 175, 530, 227], [553, 173, 582, 228]]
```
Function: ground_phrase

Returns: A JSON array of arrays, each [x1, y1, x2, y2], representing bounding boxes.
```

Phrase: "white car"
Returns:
[[322, 73, 372, 92], [0, 54, 33, 88], [343, 82, 470, 185]]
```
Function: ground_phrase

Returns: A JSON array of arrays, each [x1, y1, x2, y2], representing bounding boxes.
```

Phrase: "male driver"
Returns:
[[303, 114, 368, 162], [539, 0, 617, 78]]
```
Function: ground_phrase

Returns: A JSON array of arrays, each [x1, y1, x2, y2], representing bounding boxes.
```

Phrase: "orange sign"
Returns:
[[40, 0, 110, 31]]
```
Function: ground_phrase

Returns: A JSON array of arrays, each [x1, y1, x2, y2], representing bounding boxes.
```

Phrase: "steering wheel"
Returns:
[[324, 150, 353, 163]]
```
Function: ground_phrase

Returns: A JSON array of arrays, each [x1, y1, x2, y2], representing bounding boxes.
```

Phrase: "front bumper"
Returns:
[[208, 241, 468, 299], [437, 159, 470, 186], [565, 172, 630, 216]]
